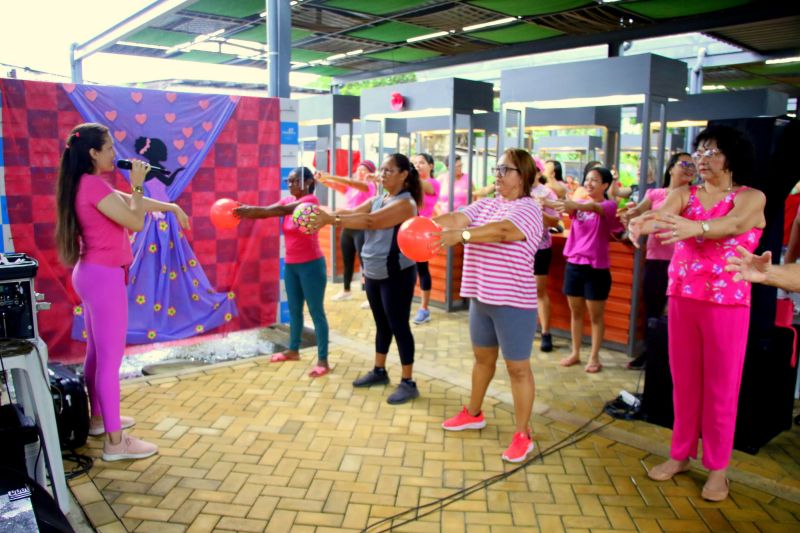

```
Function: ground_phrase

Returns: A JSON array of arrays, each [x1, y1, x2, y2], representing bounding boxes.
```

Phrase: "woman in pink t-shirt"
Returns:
[[629, 126, 766, 501], [435, 148, 544, 464], [56, 123, 189, 462], [411, 153, 441, 324], [235, 167, 330, 378], [556, 167, 623, 373], [316, 161, 377, 301], [435, 155, 471, 215], [619, 152, 695, 369]]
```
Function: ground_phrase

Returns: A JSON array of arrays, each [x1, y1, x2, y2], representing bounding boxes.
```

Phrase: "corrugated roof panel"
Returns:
[[466, 0, 593, 17], [185, 0, 265, 19], [346, 21, 434, 43], [322, 0, 432, 16], [621, 0, 754, 20], [366, 46, 442, 62], [470, 23, 563, 44]]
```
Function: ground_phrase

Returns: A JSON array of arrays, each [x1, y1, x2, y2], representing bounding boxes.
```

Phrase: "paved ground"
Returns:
[[66, 288, 800, 532]]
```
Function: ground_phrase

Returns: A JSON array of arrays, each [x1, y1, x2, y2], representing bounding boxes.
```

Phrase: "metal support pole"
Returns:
[[267, 0, 291, 98], [656, 100, 668, 187], [445, 111, 458, 311], [70, 43, 83, 84]]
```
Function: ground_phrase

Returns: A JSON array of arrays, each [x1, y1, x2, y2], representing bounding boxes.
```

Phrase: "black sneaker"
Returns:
[[387, 381, 419, 404], [540, 333, 553, 353], [626, 354, 646, 370], [352, 369, 390, 387]]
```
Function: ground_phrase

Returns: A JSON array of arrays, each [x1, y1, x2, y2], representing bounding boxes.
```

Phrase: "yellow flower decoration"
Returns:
[[159, 220, 168, 232], [195, 325, 204, 333], [135, 295, 146, 305], [73, 306, 83, 316], [192, 279, 199, 287], [167, 306, 176, 316], [147, 330, 157, 340], [153, 303, 162, 312], [224, 312, 232, 322], [148, 243, 158, 253], [81, 330, 88, 339], [227, 292, 236, 300], [189, 259, 197, 267], [169, 271, 177, 280], [191, 294, 199, 301]]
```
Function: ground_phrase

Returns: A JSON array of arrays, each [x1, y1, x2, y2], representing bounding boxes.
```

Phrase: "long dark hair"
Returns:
[[663, 151, 691, 188], [55, 123, 110, 266], [547, 159, 563, 182], [390, 153, 422, 207]]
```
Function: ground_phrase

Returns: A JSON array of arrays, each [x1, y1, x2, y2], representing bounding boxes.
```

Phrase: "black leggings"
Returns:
[[341, 228, 365, 291], [365, 266, 417, 365], [416, 261, 431, 291], [643, 259, 670, 320]]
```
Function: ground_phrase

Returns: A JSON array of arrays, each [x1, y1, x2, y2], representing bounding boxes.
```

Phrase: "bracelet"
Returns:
[[132, 185, 144, 195]]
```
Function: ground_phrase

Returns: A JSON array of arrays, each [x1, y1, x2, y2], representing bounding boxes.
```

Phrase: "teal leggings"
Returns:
[[285, 257, 329, 360]]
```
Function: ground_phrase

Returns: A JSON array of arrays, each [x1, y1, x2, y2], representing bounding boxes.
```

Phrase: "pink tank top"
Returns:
[[667, 185, 762, 306]]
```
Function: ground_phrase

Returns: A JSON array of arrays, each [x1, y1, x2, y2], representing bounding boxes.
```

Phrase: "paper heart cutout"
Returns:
[[177, 155, 188, 166], [114, 130, 127, 142], [85, 90, 97, 101], [104, 110, 117, 121], [194, 140, 205, 149], [182, 127, 193, 138], [135, 113, 147, 125], [63, 84, 75, 94], [131, 92, 143, 103], [166, 92, 177, 103], [202, 121, 213, 132], [198, 99, 209, 110], [164, 113, 176, 123], [173, 139, 185, 150]]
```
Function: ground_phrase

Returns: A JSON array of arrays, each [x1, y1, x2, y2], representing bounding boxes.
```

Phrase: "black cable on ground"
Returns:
[[361, 409, 615, 532]]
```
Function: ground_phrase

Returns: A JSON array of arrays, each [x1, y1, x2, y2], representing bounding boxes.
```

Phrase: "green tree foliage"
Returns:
[[337, 73, 417, 96]]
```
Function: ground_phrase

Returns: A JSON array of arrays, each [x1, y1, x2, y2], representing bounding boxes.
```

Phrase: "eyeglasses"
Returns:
[[692, 149, 723, 160], [676, 161, 696, 170], [491, 165, 519, 177], [378, 167, 399, 176]]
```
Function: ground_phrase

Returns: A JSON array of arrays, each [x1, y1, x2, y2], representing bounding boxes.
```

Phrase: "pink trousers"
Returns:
[[667, 296, 750, 470], [72, 261, 128, 433]]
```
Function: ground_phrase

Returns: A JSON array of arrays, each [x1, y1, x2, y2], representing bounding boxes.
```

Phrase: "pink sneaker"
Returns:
[[89, 415, 135, 436], [442, 407, 487, 431], [102, 433, 158, 462], [502, 432, 534, 463]]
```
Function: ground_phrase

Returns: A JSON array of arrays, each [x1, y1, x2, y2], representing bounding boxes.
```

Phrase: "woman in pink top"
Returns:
[[316, 160, 378, 301], [411, 153, 441, 324], [629, 126, 766, 501], [435, 148, 544, 464], [556, 167, 623, 373], [435, 155, 471, 215], [235, 167, 330, 378], [531, 175, 561, 353], [56, 123, 189, 462], [619, 152, 696, 369]]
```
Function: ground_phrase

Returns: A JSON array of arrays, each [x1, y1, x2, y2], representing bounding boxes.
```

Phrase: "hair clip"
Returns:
[[139, 137, 151, 155], [74, 132, 80, 138]]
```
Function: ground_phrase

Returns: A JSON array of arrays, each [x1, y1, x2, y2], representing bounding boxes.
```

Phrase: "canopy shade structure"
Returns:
[[71, 0, 800, 96], [634, 88, 789, 124]]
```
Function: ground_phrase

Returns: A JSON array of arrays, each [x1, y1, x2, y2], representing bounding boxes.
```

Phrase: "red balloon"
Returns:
[[397, 216, 441, 262], [210, 198, 239, 230]]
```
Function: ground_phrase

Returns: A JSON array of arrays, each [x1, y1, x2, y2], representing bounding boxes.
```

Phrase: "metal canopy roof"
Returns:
[[75, 0, 800, 94]]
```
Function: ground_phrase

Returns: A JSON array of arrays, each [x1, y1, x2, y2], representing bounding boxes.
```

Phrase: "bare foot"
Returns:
[[560, 354, 581, 367]]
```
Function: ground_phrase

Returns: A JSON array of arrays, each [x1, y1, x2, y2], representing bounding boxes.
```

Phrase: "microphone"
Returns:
[[116, 159, 168, 175]]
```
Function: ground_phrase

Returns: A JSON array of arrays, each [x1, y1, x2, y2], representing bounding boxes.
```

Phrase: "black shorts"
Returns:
[[533, 247, 552, 276], [563, 263, 612, 301]]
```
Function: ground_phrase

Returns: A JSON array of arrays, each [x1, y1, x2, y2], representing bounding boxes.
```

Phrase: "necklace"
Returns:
[[702, 180, 733, 194]]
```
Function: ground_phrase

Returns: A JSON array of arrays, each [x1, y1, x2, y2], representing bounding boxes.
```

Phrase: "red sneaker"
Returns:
[[442, 407, 487, 431], [502, 432, 534, 463]]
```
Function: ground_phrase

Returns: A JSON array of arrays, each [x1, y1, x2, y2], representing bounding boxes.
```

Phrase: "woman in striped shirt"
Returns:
[[435, 148, 544, 463]]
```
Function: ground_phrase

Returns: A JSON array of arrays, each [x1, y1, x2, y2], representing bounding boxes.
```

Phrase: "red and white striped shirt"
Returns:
[[460, 197, 543, 309]]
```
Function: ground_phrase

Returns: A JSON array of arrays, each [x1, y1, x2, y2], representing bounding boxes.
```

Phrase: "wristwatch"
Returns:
[[334, 215, 342, 227], [700, 221, 710, 235], [132, 185, 144, 195], [461, 230, 472, 244]]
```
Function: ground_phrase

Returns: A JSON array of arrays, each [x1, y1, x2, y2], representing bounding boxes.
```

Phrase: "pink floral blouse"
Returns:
[[667, 185, 762, 306]]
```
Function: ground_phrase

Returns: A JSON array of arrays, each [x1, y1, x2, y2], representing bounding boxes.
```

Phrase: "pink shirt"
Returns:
[[420, 176, 441, 217], [75, 174, 133, 268], [460, 197, 543, 309], [563, 199, 619, 269], [436, 173, 470, 213], [281, 194, 323, 264], [531, 185, 558, 250], [343, 181, 376, 210], [645, 188, 675, 261], [667, 186, 762, 306]]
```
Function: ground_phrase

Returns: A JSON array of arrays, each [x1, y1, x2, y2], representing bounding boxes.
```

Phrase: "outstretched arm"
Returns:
[[726, 246, 800, 292]]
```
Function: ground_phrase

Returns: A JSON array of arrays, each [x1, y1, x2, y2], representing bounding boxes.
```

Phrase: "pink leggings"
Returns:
[[72, 261, 128, 433], [667, 296, 750, 470]]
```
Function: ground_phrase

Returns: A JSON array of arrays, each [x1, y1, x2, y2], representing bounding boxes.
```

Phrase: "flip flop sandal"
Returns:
[[270, 352, 299, 363], [584, 363, 603, 373], [308, 365, 331, 378]]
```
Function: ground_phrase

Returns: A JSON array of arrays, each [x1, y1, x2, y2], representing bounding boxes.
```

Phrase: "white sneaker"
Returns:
[[331, 291, 353, 301], [361, 301, 371, 309]]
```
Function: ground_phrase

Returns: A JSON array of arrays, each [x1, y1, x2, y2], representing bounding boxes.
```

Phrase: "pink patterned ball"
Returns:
[[291, 202, 321, 234]]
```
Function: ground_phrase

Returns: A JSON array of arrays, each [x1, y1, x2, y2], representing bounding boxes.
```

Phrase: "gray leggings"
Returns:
[[469, 300, 538, 360]]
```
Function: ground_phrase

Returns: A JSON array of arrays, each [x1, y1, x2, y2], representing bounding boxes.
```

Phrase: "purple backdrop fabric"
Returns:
[[66, 85, 239, 344]]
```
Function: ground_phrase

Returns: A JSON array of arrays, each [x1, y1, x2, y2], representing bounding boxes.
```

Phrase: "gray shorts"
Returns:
[[469, 299, 538, 360]]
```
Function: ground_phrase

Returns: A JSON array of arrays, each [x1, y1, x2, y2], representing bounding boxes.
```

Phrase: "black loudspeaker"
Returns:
[[640, 317, 673, 428], [708, 116, 800, 339], [0, 404, 38, 476], [48, 363, 90, 450]]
